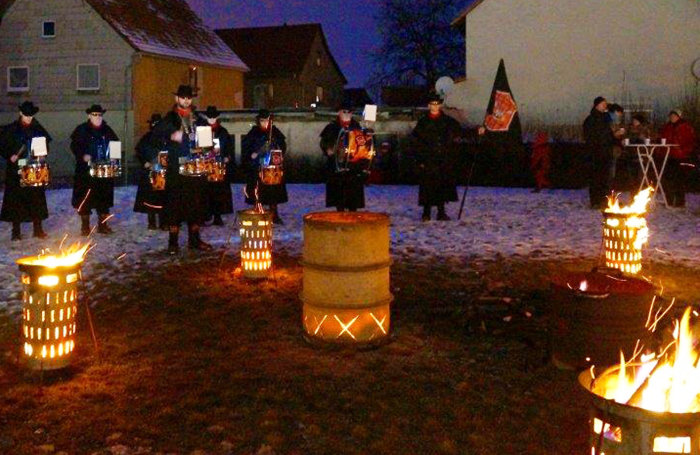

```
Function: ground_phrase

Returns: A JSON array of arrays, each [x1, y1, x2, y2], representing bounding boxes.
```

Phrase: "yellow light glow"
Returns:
[[605, 187, 653, 215], [38, 275, 59, 287], [17, 243, 89, 269], [653, 437, 690, 453]]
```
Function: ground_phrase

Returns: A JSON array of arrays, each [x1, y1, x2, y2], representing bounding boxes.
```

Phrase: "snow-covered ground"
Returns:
[[1, 184, 698, 311]]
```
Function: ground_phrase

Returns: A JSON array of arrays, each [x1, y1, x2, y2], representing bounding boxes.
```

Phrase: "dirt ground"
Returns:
[[0, 252, 697, 455]]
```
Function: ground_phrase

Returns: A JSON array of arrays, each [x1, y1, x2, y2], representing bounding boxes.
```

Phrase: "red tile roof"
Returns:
[[216, 23, 346, 83], [0, 0, 247, 70]]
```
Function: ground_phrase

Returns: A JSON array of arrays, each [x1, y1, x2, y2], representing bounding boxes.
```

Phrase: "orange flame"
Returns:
[[605, 187, 653, 215], [17, 242, 90, 268]]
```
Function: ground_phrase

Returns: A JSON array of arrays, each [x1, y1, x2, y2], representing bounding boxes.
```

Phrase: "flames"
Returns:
[[592, 306, 700, 414], [16, 243, 90, 268], [605, 187, 653, 215]]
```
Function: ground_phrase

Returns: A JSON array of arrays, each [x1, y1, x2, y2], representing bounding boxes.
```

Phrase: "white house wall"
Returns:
[[449, 0, 700, 129]]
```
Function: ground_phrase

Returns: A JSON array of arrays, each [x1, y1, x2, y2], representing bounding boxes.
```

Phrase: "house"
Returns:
[[343, 88, 374, 110], [0, 0, 247, 178], [449, 0, 700, 129], [216, 23, 347, 109]]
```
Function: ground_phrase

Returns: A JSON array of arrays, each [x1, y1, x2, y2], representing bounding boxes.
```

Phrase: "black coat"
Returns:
[[0, 119, 52, 222], [133, 130, 166, 214], [583, 108, 615, 154], [319, 119, 366, 210], [70, 121, 119, 213], [411, 113, 463, 206], [163, 139, 208, 225], [197, 122, 235, 215], [241, 125, 288, 205]]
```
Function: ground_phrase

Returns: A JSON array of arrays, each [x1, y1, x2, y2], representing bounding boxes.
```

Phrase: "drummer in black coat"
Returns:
[[196, 106, 234, 226], [133, 113, 167, 230], [155, 112, 213, 255], [70, 104, 120, 235], [411, 93, 484, 221], [319, 102, 367, 211], [0, 101, 52, 240], [241, 109, 288, 224]]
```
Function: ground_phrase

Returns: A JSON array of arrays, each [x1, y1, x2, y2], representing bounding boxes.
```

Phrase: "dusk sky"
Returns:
[[186, 0, 380, 88]]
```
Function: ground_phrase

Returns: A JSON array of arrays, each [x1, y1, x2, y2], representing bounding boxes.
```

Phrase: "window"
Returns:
[[42, 21, 55, 38], [316, 86, 324, 102], [7, 66, 29, 92], [253, 84, 267, 109], [76, 64, 100, 91]]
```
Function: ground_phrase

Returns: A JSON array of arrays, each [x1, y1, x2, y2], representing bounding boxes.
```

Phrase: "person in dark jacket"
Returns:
[[70, 104, 120, 235], [319, 102, 368, 211], [0, 101, 52, 240], [154, 112, 212, 255], [659, 109, 697, 207], [197, 106, 234, 226], [411, 94, 484, 221], [241, 109, 288, 223], [583, 96, 616, 209], [133, 113, 167, 230]]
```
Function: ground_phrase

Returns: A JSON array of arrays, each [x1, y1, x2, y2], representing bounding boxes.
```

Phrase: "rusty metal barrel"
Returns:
[[550, 267, 656, 369], [301, 212, 392, 345]]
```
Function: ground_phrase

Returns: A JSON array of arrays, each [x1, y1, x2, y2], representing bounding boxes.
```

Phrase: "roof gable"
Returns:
[[0, 0, 248, 70], [216, 23, 346, 83], [452, 0, 483, 27]]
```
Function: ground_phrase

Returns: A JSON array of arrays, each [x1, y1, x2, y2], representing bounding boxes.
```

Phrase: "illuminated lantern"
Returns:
[[602, 188, 652, 275], [238, 209, 273, 279], [301, 212, 392, 345], [579, 307, 700, 454], [16, 246, 87, 370]]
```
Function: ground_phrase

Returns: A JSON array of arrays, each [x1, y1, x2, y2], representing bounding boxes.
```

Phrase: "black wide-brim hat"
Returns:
[[174, 85, 196, 98], [336, 100, 354, 112], [204, 106, 221, 118], [86, 104, 107, 114], [148, 113, 163, 125], [256, 109, 272, 119], [19, 101, 39, 116]]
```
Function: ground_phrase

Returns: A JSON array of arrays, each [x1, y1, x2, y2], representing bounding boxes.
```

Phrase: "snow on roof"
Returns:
[[0, 0, 248, 70]]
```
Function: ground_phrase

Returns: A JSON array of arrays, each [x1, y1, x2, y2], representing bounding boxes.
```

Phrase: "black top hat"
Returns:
[[427, 92, 443, 103], [86, 104, 107, 114], [256, 109, 272, 119], [204, 106, 221, 118], [148, 113, 163, 125], [336, 100, 354, 112], [18, 101, 39, 116], [174, 85, 196, 98]]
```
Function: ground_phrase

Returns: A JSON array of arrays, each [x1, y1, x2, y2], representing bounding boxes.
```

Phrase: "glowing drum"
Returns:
[[602, 212, 648, 275], [301, 212, 392, 345], [179, 157, 209, 177], [238, 210, 273, 279], [18, 162, 50, 187], [207, 161, 227, 183], [90, 162, 122, 179], [149, 169, 166, 191], [17, 254, 83, 370]]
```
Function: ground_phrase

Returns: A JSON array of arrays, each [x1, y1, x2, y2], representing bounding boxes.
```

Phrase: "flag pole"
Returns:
[[458, 134, 481, 220]]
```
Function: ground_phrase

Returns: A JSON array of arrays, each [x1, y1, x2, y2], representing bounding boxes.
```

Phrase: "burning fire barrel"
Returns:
[[238, 209, 273, 279], [301, 212, 392, 345], [602, 188, 652, 275], [17, 249, 86, 370], [550, 268, 656, 369], [579, 307, 700, 454]]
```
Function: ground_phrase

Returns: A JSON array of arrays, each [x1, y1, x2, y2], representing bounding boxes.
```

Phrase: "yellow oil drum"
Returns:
[[301, 212, 392, 345]]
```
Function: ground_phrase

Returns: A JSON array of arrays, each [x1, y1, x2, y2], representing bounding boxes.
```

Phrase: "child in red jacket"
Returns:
[[660, 109, 696, 207]]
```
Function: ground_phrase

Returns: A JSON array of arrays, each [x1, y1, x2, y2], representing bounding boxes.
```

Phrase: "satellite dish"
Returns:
[[435, 76, 455, 97], [692, 58, 700, 81]]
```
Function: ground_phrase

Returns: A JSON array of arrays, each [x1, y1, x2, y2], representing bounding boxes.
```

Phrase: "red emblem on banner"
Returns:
[[484, 90, 517, 132]]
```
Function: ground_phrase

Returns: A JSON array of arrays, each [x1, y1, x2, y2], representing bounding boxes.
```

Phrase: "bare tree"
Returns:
[[369, 0, 465, 92]]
